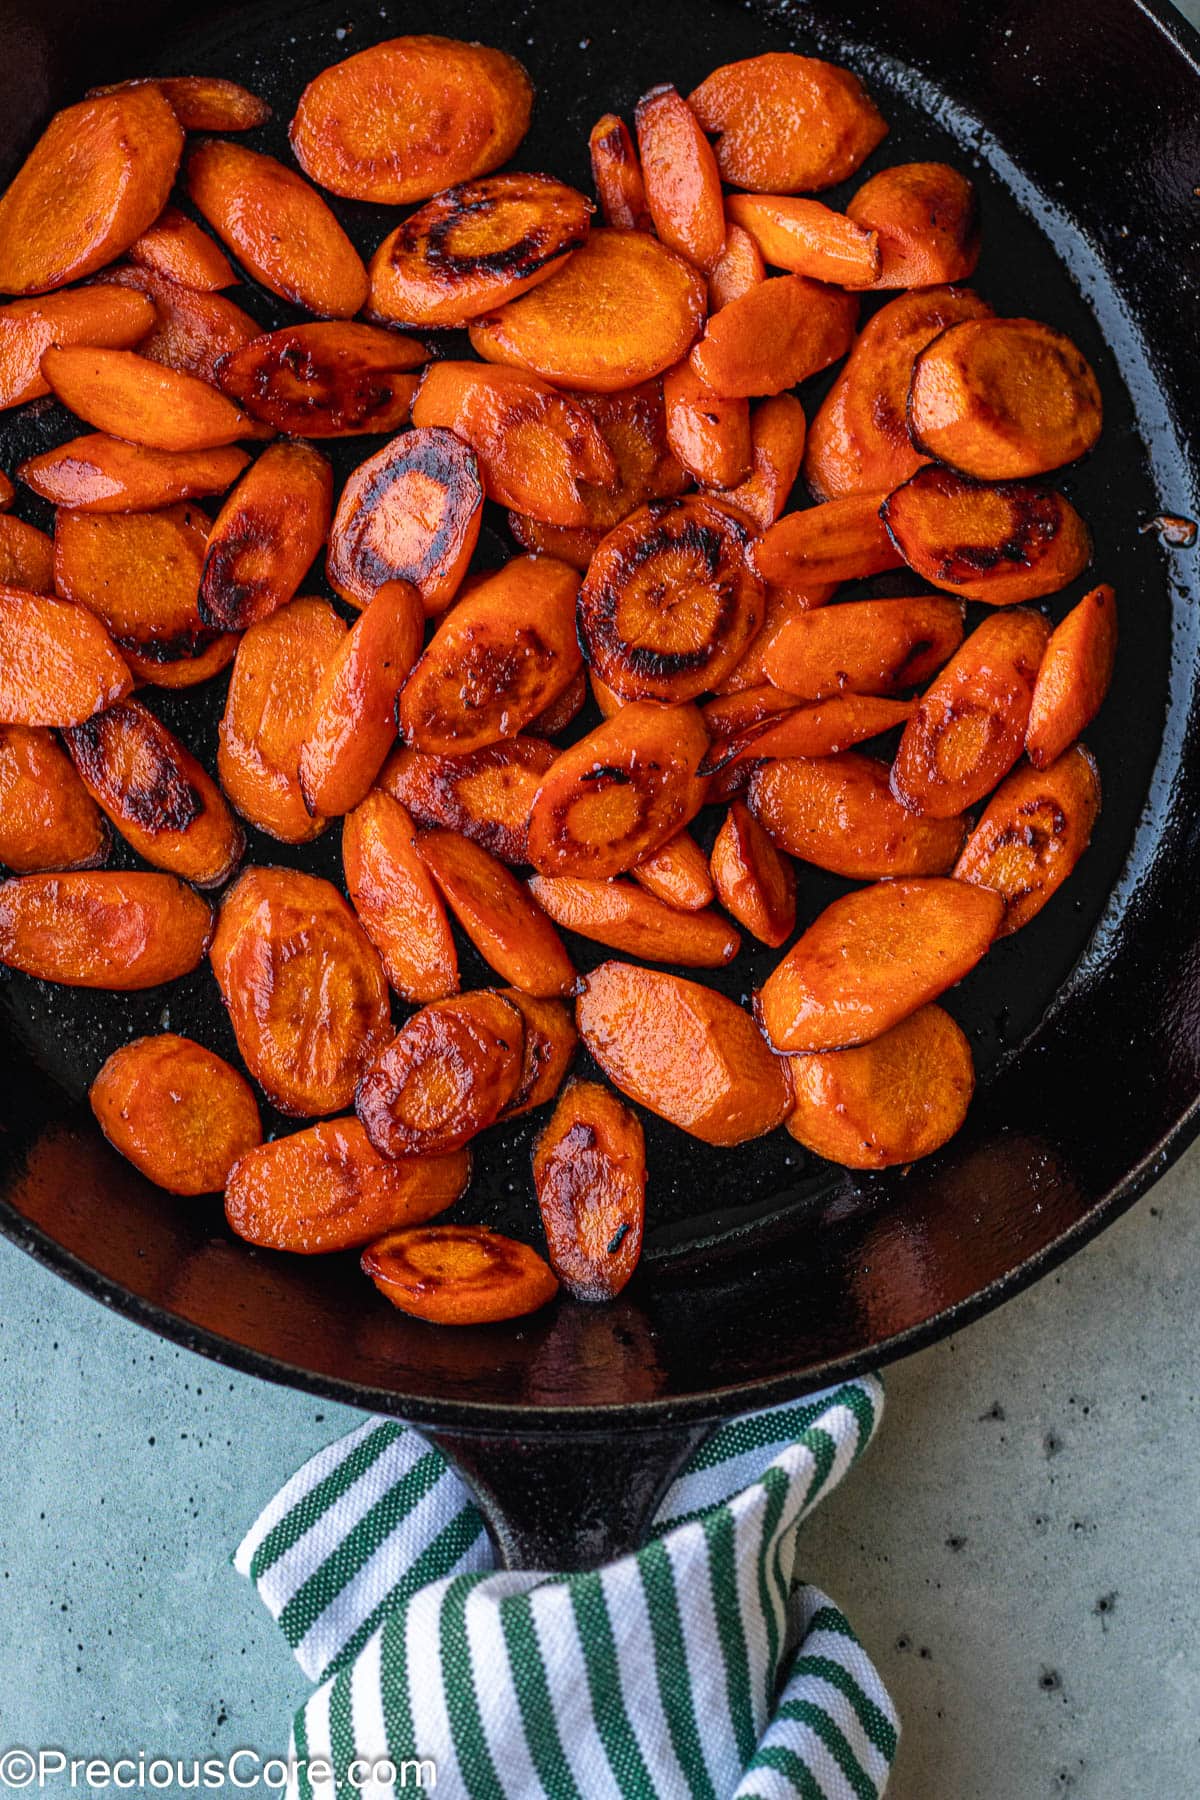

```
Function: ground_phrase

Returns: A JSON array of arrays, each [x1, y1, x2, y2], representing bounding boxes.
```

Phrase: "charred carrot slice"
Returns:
[[99, 265, 261, 387], [749, 752, 965, 876], [186, 140, 368, 318], [129, 205, 235, 291], [533, 1080, 646, 1300], [726, 194, 880, 287], [756, 876, 1002, 1052], [226, 1119, 470, 1255], [572, 382, 689, 530], [528, 874, 739, 966], [710, 800, 796, 947], [508, 515, 603, 571], [527, 701, 710, 879], [0, 89, 182, 295], [954, 744, 1100, 935], [212, 866, 391, 1117], [362, 1224, 558, 1325], [299, 581, 423, 818], [88, 74, 272, 132], [217, 322, 425, 438], [719, 395, 808, 532], [199, 441, 333, 631], [0, 516, 53, 592], [380, 737, 558, 867], [753, 491, 902, 586], [290, 36, 533, 205], [635, 84, 725, 273], [908, 317, 1103, 481], [416, 829, 575, 997], [0, 725, 109, 873], [631, 830, 715, 912], [525, 667, 587, 738], [1026, 584, 1117, 769], [577, 960, 792, 1145], [589, 114, 650, 231], [787, 1003, 974, 1168], [689, 275, 858, 399], [327, 428, 483, 614], [716, 579, 837, 694], [0, 869, 213, 988], [90, 1034, 261, 1195], [21, 435, 250, 512], [498, 990, 578, 1118], [64, 698, 244, 888], [689, 54, 888, 194], [40, 348, 254, 452], [702, 694, 917, 779], [356, 991, 526, 1157], [708, 224, 766, 311], [662, 364, 752, 488], [891, 610, 1051, 817], [0, 287, 155, 409], [0, 586, 132, 726], [762, 595, 965, 702], [847, 163, 979, 288], [343, 791, 458, 1003]]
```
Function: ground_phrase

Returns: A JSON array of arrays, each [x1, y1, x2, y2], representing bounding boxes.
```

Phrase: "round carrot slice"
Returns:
[[882, 465, 1092, 605], [688, 275, 858, 399], [748, 753, 966, 877], [953, 744, 1101, 935], [356, 991, 526, 1157], [327, 429, 483, 614], [362, 1224, 557, 1326], [216, 322, 426, 438], [533, 1080, 646, 1301], [847, 163, 979, 289], [688, 53, 888, 193], [90, 1034, 261, 1196], [0, 724, 109, 874]]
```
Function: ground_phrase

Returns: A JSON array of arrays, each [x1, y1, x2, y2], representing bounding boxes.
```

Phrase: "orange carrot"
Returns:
[[342, 791, 459, 1003], [1026, 584, 1117, 769], [534, 1080, 646, 1300], [0, 286, 155, 410], [380, 738, 558, 867], [88, 74, 271, 132], [416, 829, 576, 997], [0, 516, 53, 592], [753, 491, 902, 586], [707, 223, 766, 311], [99, 265, 261, 386], [0, 585, 132, 726], [217, 322, 426, 437], [689, 54, 887, 193], [748, 753, 966, 876], [129, 205, 235, 291], [199, 441, 333, 630], [40, 347, 254, 452], [498, 990, 578, 1118], [362, 1225, 558, 1325], [589, 114, 650, 231], [709, 800, 796, 946], [635, 84, 725, 272], [954, 745, 1101, 934], [326, 428, 483, 614], [631, 830, 715, 912], [662, 363, 752, 488], [300, 581, 424, 817], [718, 395, 808, 532], [20, 435, 249, 512], [689, 275, 858, 398], [356, 991, 527, 1157], [726, 194, 880, 287], [0, 725, 109, 873], [762, 595, 965, 701], [847, 162, 979, 288], [528, 874, 739, 967], [0, 870, 213, 988], [90, 1034, 261, 1195]]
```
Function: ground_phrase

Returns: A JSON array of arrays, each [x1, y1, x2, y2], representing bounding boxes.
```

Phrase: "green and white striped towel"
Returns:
[[236, 1376, 896, 1799]]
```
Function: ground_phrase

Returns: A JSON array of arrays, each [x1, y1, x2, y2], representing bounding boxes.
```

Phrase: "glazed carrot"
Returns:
[[21, 435, 249, 512], [1026, 585, 1117, 769], [726, 194, 880, 287], [129, 205, 235, 291], [0, 287, 155, 409], [756, 876, 1002, 1052], [589, 114, 650, 231], [398, 555, 582, 754], [526, 701, 710, 878], [299, 581, 423, 817], [186, 140, 369, 318], [356, 991, 526, 1157], [0, 869, 213, 988], [217, 322, 426, 437], [416, 829, 575, 997], [326, 428, 483, 613], [954, 745, 1101, 935], [708, 224, 766, 311], [908, 317, 1103, 480], [702, 694, 918, 780], [380, 738, 558, 867], [508, 515, 603, 571], [631, 830, 715, 912], [749, 753, 966, 876], [787, 1004, 974, 1168], [689, 275, 858, 398], [528, 874, 740, 967], [64, 698, 244, 887], [527, 667, 587, 737], [753, 491, 902, 586], [489, 992, 573, 1119], [718, 395, 807, 532], [40, 347, 254, 452], [571, 382, 689, 528], [211, 866, 391, 1117], [0, 473, 11, 509], [762, 595, 966, 701], [90, 1034, 261, 1195], [290, 36, 533, 204], [533, 1080, 646, 1300], [577, 960, 792, 1145], [716, 578, 837, 693], [0, 89, 182, 294], [589, 671, 624, 719], [579, 497, 764, 703], [218, 598, 346, 843], [0, 586, 132, 726], [100, 265, 261, 386], [0, 725, 109, 872], [882, 465, 1091, 605], [635, 84, 726, 273], [469, 229, 707, 393], [847, 163, 979, 289], [362, 1225, 558, 1325], [88, 74, 272, 131], [662, 364, 752, 488], [199, 441, 333, 630], [0, 516, 53, 592], [701, 685, 809, 742], [343, 792, 458, 1003], [689, 53, 887, 193], [709, 800, 796, 946]]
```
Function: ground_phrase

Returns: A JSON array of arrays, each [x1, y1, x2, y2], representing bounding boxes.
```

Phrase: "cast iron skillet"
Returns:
[[0, 0, 1197, 1569]]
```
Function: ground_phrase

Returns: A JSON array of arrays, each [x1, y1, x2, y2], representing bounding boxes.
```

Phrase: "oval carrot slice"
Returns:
[[635, 84, 725, 273], [129, 205, 235, 291], [718, 395, 807, 532], [710, 800, 796, 947], [577, 960, 792, 1145], [0, 286, 156, 410], [847, 162, 979, 288], [882, 467, 1093, 605], [0, 516, 53, 592], [631, 830, 715, 912], [534, 1080, 646, 1301], [756, 876, 1002, 1052], [0, 89, 183, 295], [749, 753, 966, 876], [589, 114, 650, 232], [787, 1004, 974, 1168], [689, 53, 887, 193], [415, 829, 575, 997], [0, 724, 109, 873], [380, 737, 558, 867], [689, 275, 858, 399], [199, 441, 333, 631], [88, 74, 272, 132], [762, 595, 965, 702], [217, 322, 426, 438], [702, 694, 917, 781], [327, 428, 483, 614], [21, 435, 249, 513], [528, 874, 739, 967], [0, 869, 213, 989], [90, 1034, 261, 1195], [0, 585, 132, 726], [1026, 584, 1117, 769], [299, 581, 423, 818], [717, 580, 837, 694], [99, 265, 262, 387], [725, 194, 880, 288], [708, 223, 766, 311], [343, 791, 458, 1004], [498, 990, 578, 1118], [356, 991, 526, 1157], [953, 744, 1101, 934], [40, 347, 254, 452], [508, 514, 602, 572], [362, 1224, 557, 1326], [754, 491, 902, 587], [662, 364, 752, 488]]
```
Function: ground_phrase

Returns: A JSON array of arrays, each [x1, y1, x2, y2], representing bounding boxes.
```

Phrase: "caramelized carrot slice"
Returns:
[[0, 89, 182, 295], [217, 322, 425, 438], [88, 74, 272, 132], [631, 830, 715, 912], [0, 869, 212, 988], [753, 491, 902, 586], [756, 876, 1002, 1051], [40, 347, 254, 452], [416, 829, 575, 997], [719, 395, 807, 532], [763, 595, 966, 701], [343, 791, 458, 1003], [299, 581, 423, 818], [0, 472, 12, 509], [787, 1003, 974, 1168], [21, 435, 249, 513], [702, 694, 917, 779], [90, 1034, 261, 1195], [528, 874, 739, 967], [526, 666, 587, 738], [1026, 584, 1116, 769], [508, 514, 603, 572], [199, 441, 333, 631], [572, 382, 689, 529], [726, 194, 880, 288], [100, 265, 262, 386], [689, 54, 887, 193], [0, 586, 132, 726], [497, 989, 578, 1118], [327, 428, 483, 614], [635, 84, 725, 273], [710, 800, 796, 946], [847, 163, 979, 288], [749, 752, 965, 876], [716, 577, 836, 693], [186, 140, 368, 318], [534, 1080, 646, 1301], [129, 205, 235, 291], [0, 725, 109, 873], [362, 1224, 557, 1325], [662, 364, 752, 488], [356, 991, 526, 1157], [0, 516, 53, 592], [0, 286, 156, 409], [701, 685, 810, 742], [291, 36, 533, 205], [577, 960, 792, 1145], [589, 114, 650, 232], [589, 672, 624, 719], [469, 229, 706, 393], [884, 467, 1092, 608], [708, 224, 766, 311], [380, 738, 558, 867], [954, 744, 1100, 935], [689, 275, 858, 398]]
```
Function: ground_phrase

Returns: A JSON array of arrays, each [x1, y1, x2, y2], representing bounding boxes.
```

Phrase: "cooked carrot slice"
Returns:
[[291, 36, 533, 205], [100, 265, 261, 386], [787, 1003, 974, 1168], [327, 428, 483, 614], [726, 194, 880, 288], [954, 744, 1101, 935], [754, 491, 902, 587], [0, 585, 132, 726], [716, 578, 836, 693], [508, 515, 602, 571], [88, 74, 272, 132], [0, 89, 182, 295], [579, 496, 764, 703], [719, 395, 807, 532], [882, 465, 1091, 605], [398, 555, 582, 754], [662, 364, 752, 488], [497, 989, 578, 1118], [21, 435, 249, 513], [689, 54, 887, 193], [589, 114, 650, 232], [1026, 585, 1116, 769], [362, 1224, 557, 1325], [199, 441, 333, 631], [40, 347, 254, 452], [527, 701, 709, 879], [702, 685, 809, 742], [0, 286, 155, 410], [577, 960, 792, 1145], [186, 140, 368, 318], [343, 791, 458, 1003], [356, 991, 526, 1157], [527, 667, 587, 737], [762, 594, 965, 702], [217, 322, 425, 438], [572, 382, 689, 529], [804, 285, 993, 500], [64, 697, 244, 887], [908, 317, 1103, 480], [0, 516, 53, 592], [218, 597, 346, 844], [635, 84, 725, 273], [226, 1119, 468, 1255], [416, 829, 575, 997], [749, 752, 965, 876], [708, 224, 766, 311], [0, 473, 11, 509], [528, 874, 739, 967], [589, 672, 624, 719], [0, 869, 213, 988], [846, 163, 979, 288], [710, 800, 796, 946], [299, 581, 423, 818], [757, 876, 1002, 1052], [380, 737, 558, 867], [631, 829, 715, 912], [212, 866, 391, 1117], [90, 1034, 261, 1195], [689, 275, 858, 399], [0, 725, 109, 872], [533, 1080, 646, 1300], [469, 229, 706, 393], [702, 694, 917, 779], [129, 205, 235, 291]]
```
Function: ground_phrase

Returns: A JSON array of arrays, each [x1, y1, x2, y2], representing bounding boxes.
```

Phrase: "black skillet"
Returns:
[[0, 0, 1198, 1570]]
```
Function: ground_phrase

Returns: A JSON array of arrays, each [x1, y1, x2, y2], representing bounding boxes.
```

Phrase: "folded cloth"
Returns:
[[236, 1376, 896, 1800]]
